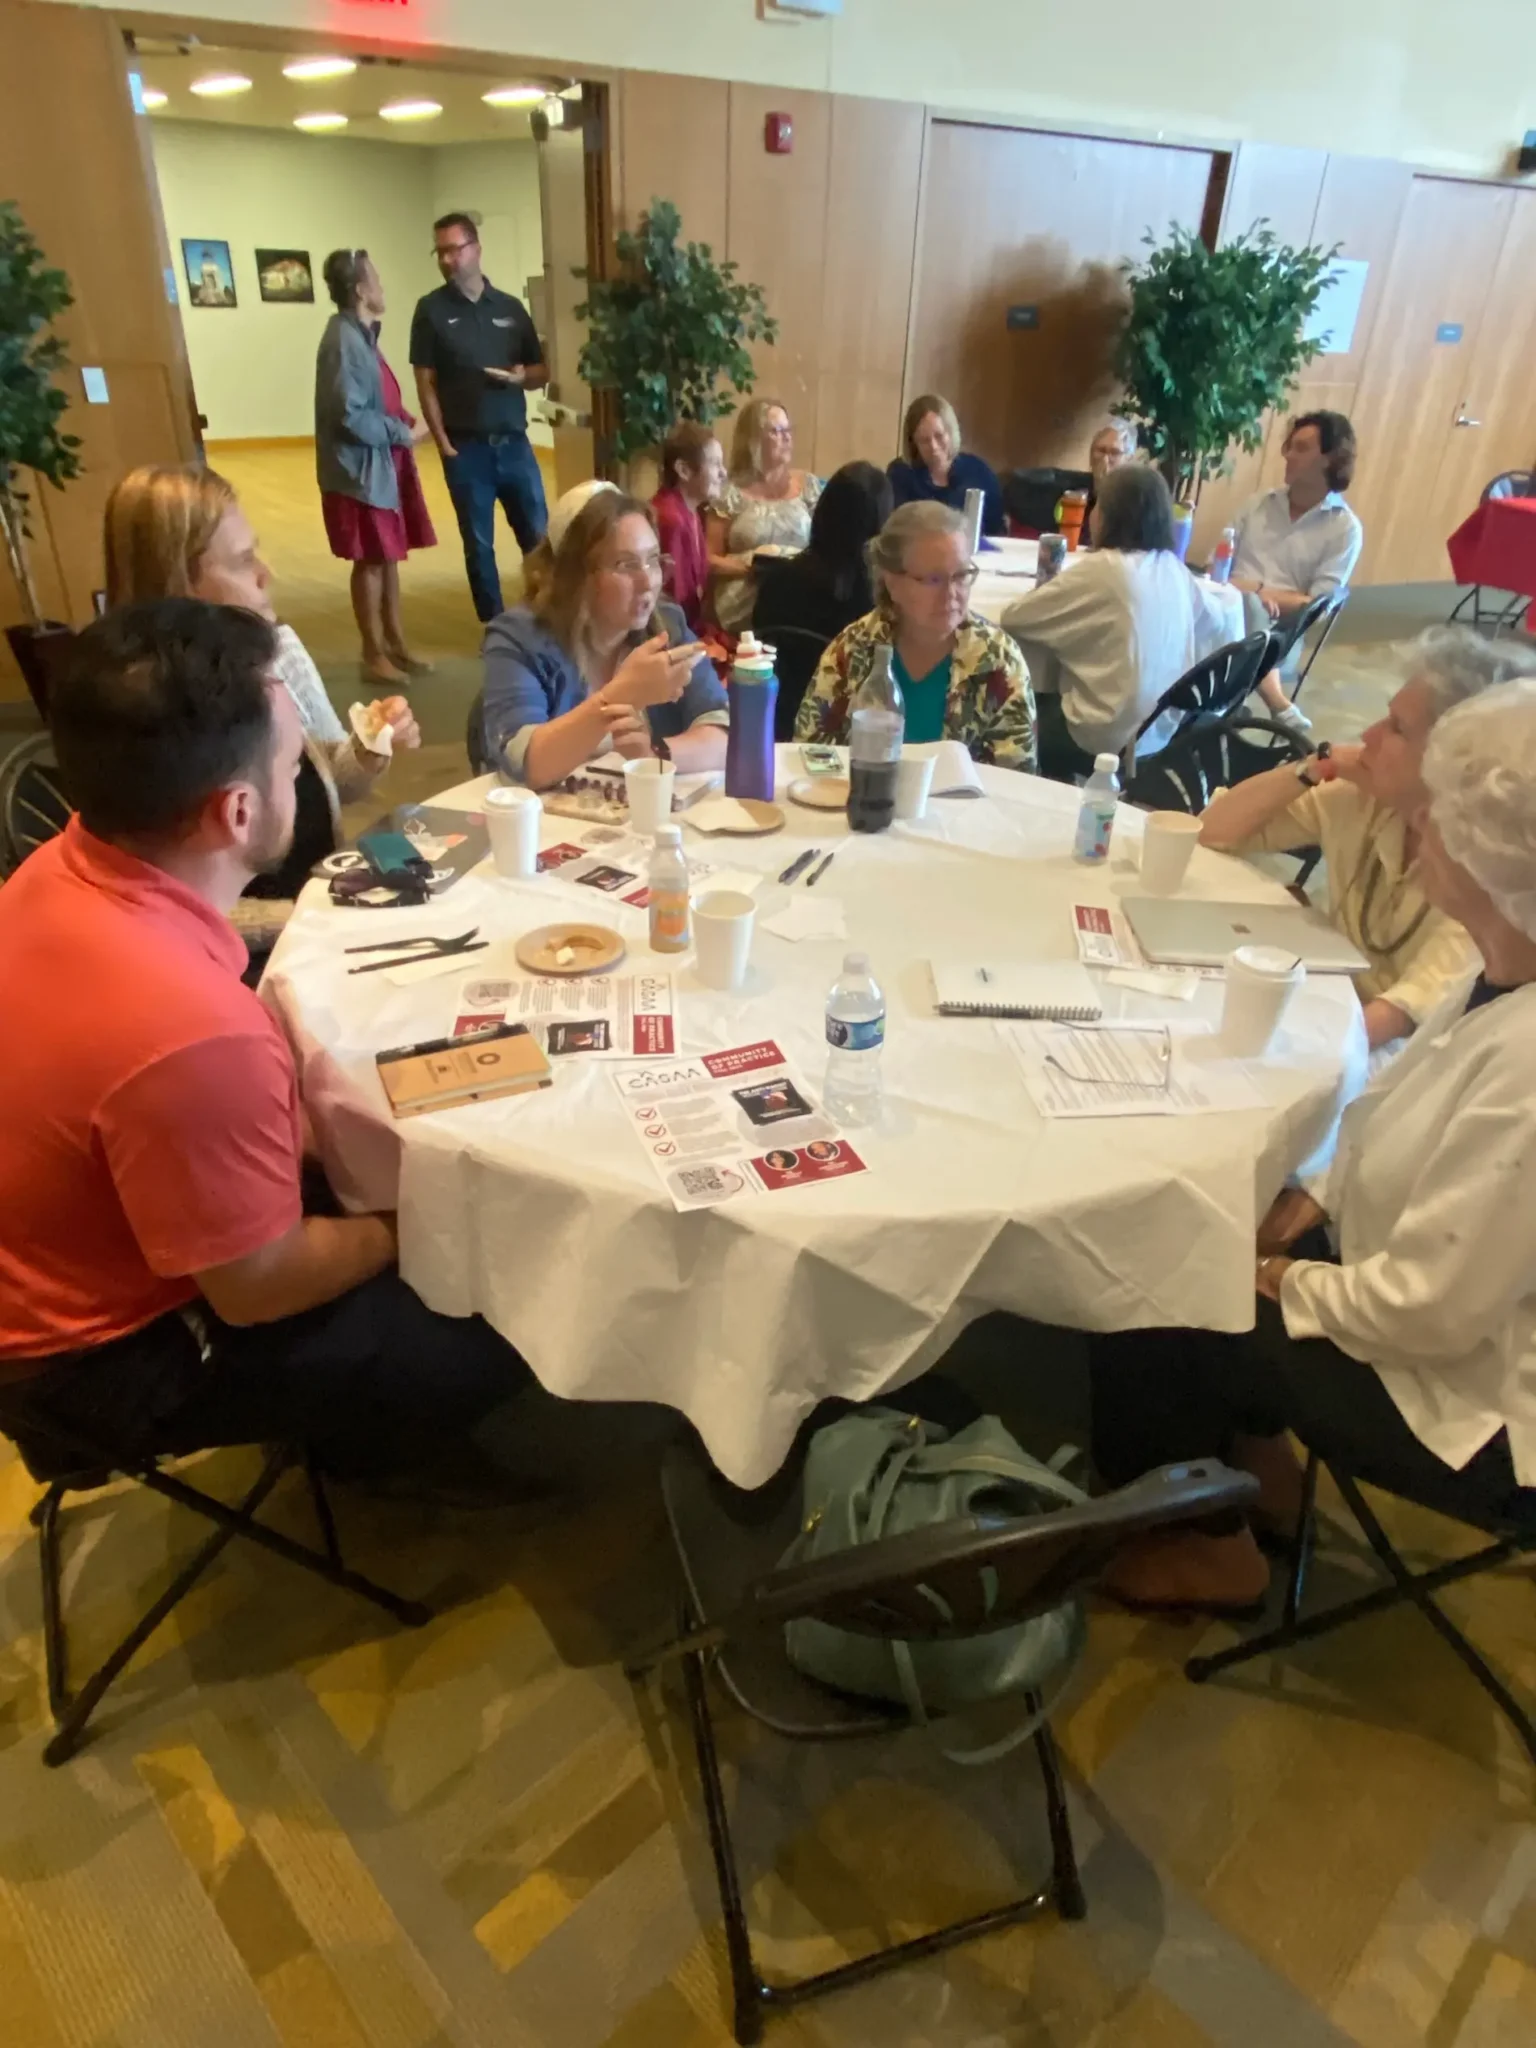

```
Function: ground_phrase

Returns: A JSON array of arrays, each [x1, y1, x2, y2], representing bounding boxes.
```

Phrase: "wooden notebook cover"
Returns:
[[376, 1023, 551, 1119]]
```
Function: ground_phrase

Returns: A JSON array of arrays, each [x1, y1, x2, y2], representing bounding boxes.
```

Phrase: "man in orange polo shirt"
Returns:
[[0, 599, 521, 1478]]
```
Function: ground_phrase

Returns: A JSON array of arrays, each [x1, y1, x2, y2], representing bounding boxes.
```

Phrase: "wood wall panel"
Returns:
[[614, 70, 728, 248], [906, 123, 1215, 475], [724, 84, 833, 466], [812, 96, 924, 477], [1219, 142, 1326, 246], [0, 0, 197, 695]]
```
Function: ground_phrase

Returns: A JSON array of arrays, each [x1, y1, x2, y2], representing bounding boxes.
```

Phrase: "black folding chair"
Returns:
[[755, 622, 831, 740], [631, 1438, 1255, 2042], [0, 1403, 430, 1767], [1449, 471, 1536, 634], [1120, 631, 1274, 806], [1187, 1451, 1536, 1768], [1253, 588, 1348, 706], [1125, 710, 1310, 815], [0, 730, 72, 878]]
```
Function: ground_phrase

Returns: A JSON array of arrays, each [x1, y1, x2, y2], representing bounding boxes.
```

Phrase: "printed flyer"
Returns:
[[452, 973, 678, 1058]]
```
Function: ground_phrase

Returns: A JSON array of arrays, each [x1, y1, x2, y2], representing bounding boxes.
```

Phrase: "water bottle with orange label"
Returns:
[[648, 826, 691, 953]]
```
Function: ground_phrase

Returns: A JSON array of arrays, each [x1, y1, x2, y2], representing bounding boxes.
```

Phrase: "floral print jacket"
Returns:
[[792, 609, 1037, 772]]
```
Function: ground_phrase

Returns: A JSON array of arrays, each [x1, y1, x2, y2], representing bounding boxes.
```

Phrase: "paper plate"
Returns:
[[686, 797, 785, 836], [786, 776, 850, 812], [514, 923, 627, 976]]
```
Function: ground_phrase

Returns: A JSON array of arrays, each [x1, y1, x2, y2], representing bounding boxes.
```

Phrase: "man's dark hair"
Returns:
[[50, 599, 278, 841], [1287, 409, 1357, 491], [432, 211, 480, 243], [1093, 463, 1177, 555]]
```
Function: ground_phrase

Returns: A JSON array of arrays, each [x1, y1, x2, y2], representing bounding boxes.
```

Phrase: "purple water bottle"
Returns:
[[725, 632, 779, 801]]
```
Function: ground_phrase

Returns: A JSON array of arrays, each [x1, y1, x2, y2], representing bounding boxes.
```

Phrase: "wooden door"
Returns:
[[0, 0, 199, 695], [907, 123, 1217, 474], [1347, 178, 1515, 584], [1415, 188, 1536, 563]]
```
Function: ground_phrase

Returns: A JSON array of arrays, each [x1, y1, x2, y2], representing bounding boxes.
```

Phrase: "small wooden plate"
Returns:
[[786, 775, 850, 812], [514, 923, 626, 976], [686, 797, 786, 837]]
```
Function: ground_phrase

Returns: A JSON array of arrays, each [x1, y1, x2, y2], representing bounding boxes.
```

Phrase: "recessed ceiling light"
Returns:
[[190, 73, 253, 98], [379, 98, 442, 122], [283, 56, 357, 82], [481, 84, 544, 108], [141, 87, 168, 109], [294, 112, 348, 132]]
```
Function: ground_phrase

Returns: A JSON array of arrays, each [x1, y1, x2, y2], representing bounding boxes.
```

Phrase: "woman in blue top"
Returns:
[[886, 393, 1004, 538], [471, 483, 729, 789]]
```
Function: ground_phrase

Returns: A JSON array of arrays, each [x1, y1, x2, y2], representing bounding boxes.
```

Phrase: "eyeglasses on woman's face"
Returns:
[[893, 562, 979, 594], [600, 549, 670, 583]]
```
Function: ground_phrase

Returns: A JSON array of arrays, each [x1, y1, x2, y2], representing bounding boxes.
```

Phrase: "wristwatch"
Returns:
[[1296, 741, 1333, 788]]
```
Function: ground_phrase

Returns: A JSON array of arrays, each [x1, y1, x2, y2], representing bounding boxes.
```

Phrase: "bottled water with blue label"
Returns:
[[824, 951, 885, 1125]]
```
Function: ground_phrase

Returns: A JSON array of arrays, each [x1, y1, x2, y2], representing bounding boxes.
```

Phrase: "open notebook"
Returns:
[[929, 960, 1103, 1020], [902, 739, 984, 798]]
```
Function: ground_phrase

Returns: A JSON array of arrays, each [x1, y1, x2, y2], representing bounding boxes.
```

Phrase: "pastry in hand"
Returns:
[[349, 700, 393, 757]]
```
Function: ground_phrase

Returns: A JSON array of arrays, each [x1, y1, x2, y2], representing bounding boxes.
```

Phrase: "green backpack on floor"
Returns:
[[779, 1406, 1089, 1762]]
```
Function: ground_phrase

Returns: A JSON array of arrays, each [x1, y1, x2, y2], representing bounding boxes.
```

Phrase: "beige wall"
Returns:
[[81, 0, 1536, 176]]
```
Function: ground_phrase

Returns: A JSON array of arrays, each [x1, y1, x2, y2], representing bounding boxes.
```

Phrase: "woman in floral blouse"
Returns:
[[794, 501, 1036, 771]]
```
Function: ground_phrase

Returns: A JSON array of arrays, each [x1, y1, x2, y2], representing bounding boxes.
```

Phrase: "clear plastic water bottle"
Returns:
[[824, 951, 885, 1125], [1208, 526, 1237, 584], [647, 825, 691, 953], [1073, 753, 1121, 863], [847, 647, 905, 834]]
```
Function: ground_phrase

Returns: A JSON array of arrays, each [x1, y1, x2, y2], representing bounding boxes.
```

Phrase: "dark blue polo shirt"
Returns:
[[408, 279, 543, 438]]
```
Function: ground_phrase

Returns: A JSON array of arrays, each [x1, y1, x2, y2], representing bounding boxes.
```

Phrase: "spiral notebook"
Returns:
[[930, 960, 1103, 1021]]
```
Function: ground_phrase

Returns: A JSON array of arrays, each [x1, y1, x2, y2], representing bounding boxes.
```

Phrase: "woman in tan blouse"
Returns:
[[1200, 627, 1536, 1050]]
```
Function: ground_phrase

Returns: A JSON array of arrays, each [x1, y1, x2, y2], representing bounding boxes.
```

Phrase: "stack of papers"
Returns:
[[1004, 1021, 1264, 1119]]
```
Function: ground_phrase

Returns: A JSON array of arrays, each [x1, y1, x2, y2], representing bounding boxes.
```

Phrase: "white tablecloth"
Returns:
[[265, 752, 1365, 1486], [971, 536, 1246, 660]]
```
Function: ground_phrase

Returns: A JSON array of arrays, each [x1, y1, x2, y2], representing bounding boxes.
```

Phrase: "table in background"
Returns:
[[971, 536, 1247, 662], [1447, 495, 1536, 631], [266, 752, 1366, 1487]]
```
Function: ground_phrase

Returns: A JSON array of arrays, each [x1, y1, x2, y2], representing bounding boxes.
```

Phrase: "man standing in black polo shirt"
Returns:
[[410, 212, 549, 622]]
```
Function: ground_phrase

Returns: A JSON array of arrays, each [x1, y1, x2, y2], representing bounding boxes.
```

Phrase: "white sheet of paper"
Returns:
[[1004, 1021, 1265, 1118], [1105, 968, 1199, 1002]]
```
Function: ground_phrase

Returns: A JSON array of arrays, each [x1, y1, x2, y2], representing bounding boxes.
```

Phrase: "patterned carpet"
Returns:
[[5, 527, 1536, 2043]]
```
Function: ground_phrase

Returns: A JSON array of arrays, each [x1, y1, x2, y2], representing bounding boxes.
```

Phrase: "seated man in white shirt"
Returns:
[[1231, 410, 1363, 738], [1002, 464, 1199, 782]]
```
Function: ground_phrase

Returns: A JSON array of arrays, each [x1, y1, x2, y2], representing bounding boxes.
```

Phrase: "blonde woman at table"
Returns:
[[1000, 466, 1201, 783], [1088, 680, 1536, 1616], [706, 397, 822, 634], [1199, 627, 1536, 1054], [470, 483, 727, 790], [885, 392, 1004, 537], [794, 501, 1037, 770]]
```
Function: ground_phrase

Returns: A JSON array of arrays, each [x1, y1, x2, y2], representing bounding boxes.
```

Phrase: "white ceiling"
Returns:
[[133, 43, 576, 147]]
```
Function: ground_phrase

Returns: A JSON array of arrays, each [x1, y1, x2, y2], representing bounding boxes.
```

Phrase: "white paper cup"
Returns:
[[894, 751, 937, 821], [694, 889, 755, 991], [1140, 811, 1203, 894], [625, 757, 675, 835], [483, 785, 542, 879], [1220, 943, 1306, 1056]]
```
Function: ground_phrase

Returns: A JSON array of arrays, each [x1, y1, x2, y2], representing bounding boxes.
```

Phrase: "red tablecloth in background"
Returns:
[[1446, 495, 1536, 629]]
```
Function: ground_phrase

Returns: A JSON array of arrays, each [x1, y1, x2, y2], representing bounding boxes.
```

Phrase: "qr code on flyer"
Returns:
[[676, 1166, 735, 1200]]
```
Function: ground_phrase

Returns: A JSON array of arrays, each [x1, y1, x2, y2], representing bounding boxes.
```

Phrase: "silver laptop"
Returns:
[[1123, 896, 1370, 974]]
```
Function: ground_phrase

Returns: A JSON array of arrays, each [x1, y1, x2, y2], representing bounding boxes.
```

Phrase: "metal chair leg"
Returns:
[[1334, 1472, 1536, 1770], [681, 1631, 766, 2045], [1281, 1455, 1320, 1633], [305, 1457, 343, 1569], [34, 1483, 71, 1719], [1032, 1710, 1085, 1920]]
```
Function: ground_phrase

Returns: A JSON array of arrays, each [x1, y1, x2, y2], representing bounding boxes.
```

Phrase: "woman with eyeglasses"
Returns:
[[470, 482, 727, 790], [794, 501, 1037, 770], [315, 248, 436, 686], [1002, 464, 1202, 784], [706, 397, 822, 635]]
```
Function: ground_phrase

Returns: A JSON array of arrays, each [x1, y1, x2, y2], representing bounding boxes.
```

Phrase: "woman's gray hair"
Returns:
[[868, 501, 967, 607], [1410, 624, 1536, 717], [1422, 679, 1536, 942], [1096, 417, 1139, 455]]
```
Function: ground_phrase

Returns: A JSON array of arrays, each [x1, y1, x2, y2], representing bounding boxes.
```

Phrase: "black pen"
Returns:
[[805, 851, 836, 887], [778, 847, 818, 885]]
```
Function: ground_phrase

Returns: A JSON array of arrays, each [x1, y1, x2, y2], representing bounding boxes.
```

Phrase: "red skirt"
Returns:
[[323, 448, 436, 563]]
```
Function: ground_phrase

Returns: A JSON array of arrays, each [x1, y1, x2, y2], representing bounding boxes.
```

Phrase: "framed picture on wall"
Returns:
[[255, 249, 315, 305], [181, 239, 237, 309]]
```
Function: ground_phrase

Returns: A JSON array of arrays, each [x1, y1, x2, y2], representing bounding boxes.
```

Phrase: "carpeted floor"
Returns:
[[4, 450, 1536, 2044]]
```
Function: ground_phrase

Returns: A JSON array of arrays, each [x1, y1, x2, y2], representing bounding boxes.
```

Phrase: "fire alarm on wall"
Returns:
[[764, 112, 793, 154]]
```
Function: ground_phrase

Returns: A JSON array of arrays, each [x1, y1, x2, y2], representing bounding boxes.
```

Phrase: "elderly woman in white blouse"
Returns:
[[1089, 680, 1536, 1614]]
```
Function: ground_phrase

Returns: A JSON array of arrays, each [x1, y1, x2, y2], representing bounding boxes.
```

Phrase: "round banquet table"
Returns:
[[264, 750, 1366, 1487], [970, 535, 1246, 656]]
